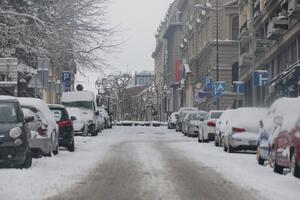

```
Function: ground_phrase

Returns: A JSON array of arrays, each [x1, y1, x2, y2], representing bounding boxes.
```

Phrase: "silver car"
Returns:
[[19, 98, 59, 157], [186, 111, 208, 137]]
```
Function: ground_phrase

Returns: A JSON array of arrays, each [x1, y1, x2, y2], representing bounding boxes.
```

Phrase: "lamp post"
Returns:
[[195, 0, 221, 110], [95, 78, 102, 95]]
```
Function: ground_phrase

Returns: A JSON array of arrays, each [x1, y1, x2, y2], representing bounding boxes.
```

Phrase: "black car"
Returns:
[[0, 96, 32, 168], [49, 104, 75, 152]]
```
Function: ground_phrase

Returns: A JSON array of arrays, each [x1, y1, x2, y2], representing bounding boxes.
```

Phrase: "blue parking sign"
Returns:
[[62, 71, 72, 83], [232, 81, 245, 94], [213, 81, 226, 97], [203, 77, 212, 88], [252, 70, 269, 86]]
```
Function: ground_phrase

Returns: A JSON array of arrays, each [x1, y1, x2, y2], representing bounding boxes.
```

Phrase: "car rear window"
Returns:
[[210, 112, 223, 119], [50, 108, 69, 121]]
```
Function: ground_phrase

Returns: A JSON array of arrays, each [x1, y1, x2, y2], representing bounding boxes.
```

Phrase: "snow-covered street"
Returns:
[[1, 126, 299, 200]]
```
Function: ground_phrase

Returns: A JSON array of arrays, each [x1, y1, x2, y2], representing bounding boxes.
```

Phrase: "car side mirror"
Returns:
[[71, 116, 77, 121], [25, 116, 34, 123], [274, 116, 283, 126]]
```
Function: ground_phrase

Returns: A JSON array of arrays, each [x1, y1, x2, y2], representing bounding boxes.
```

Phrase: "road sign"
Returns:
[[203, 77, 212, 88], [212, 81, 226, 97], [252, 70, 269, 86], [62, 71, 72, 83], [232, 81, 245, 94]]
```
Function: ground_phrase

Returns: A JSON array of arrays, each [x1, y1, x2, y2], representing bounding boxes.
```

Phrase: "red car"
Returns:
[[271, 98, 300, 178]]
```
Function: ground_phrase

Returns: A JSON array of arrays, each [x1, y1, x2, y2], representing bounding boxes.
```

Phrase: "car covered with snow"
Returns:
[[61, 91, 100, 136], [270, 97, 300, 177], [176, 107, 199, 132], [168, 112, 178, 129], [198, 110, 223, 142], [98, 108, 112, 129], [223, 107, 268, 153], [257, 98, 296, 165], [19, 97, 59, 157], [215, 109, 235, 147], [183, 111, 208, 137], [0, 96, 32, 168], [65, 107, 88, 136]]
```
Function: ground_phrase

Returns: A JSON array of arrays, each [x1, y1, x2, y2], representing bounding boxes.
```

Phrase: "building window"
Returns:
[[138, 78, 145, 85], [231, 15, 239, 40]]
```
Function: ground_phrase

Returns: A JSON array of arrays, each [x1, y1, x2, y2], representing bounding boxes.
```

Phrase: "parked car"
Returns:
[[168, 112, 178, 129], [61, 91, 100, 136], [270, 97, 300, 177], [96, 112, 105, 132], [185, 111, 208, 137], [215, 109, 235, 147], [98, 108, 112, 129], [49, 104, 75, 152], [0, 96, 32, 168], [176, 107, 199, 132], [257, 98, 295, 165], [66, 107, 88, 136], [198, 110, 223, 143], [18, 97, 59, 156], [223, 107, 268, 153]]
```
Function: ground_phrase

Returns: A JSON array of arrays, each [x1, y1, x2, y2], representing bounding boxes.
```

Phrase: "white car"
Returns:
[[257, 97, 297, 165], [176, 107, 199, 132], [168, 112, 178, 129], [223, 107, 268, 153], [198, 110, 223, 143], [185, 111, 208, 137], [18, 98, 59, 156], [215, 109, 235, 147], [62, 91, 100, 136]]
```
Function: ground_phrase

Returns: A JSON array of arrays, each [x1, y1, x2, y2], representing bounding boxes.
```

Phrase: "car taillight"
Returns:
[[37, 127, 47, 136], [207, 121, 216, 127], [232, 127, 246, 133], [58, 120, 73, 128]]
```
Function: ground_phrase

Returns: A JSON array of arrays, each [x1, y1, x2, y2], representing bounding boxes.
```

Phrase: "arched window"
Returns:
[[231, 15, 239, 40]]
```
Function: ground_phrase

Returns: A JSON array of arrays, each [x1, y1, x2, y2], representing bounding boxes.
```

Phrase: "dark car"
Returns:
[[49, 104, 75, 152], [0, 96, 32, 168]]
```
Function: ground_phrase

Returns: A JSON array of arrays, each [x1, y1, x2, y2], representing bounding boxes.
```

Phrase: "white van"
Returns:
[[61, 91, 99, 136]]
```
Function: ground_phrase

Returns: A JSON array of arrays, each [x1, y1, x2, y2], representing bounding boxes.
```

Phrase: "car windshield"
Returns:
[[0, 103, 18, 123], [211, 112, 223, 119], [50, 108, 70, 121], [62, 101, 93, 110]]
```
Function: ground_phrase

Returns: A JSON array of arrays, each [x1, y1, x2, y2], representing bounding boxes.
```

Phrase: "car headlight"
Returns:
[[9, 127, 22, 138]]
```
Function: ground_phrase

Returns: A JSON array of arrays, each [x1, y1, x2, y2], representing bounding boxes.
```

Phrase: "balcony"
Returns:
[[267, 16, 288, 40], [239, 53, 253, 67], [288, 0, 300, 18]]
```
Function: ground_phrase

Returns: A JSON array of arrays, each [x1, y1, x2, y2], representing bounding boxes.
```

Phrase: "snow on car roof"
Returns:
[[0, 95, 18, 101], [61, 91, 95, 102], [229, 107, 268, 127], [280, 97, 300, 132]]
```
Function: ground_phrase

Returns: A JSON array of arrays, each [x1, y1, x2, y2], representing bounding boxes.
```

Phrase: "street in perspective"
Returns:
[[0, 0, 300, 200]]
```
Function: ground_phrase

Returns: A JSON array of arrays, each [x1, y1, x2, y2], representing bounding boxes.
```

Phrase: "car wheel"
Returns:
[[214, 137, 219, 146], [22, 150, 32, 169], [258, 156, 265, 166], [270, 147, 283, 174], [223, 144, 228, 152], [68, 139, 75, 152], [228, 143, 235, 153], [53, 144, 59, 155], [291, 151, 300, 178]]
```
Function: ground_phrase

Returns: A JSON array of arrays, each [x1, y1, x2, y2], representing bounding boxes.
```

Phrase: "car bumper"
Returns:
[[30, 137, 51, 154], [0, 146, 27, 166], [230, 134, 258, 150]]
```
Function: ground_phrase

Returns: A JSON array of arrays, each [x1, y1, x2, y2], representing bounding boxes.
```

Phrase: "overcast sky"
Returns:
[[77, 0, 173, 91]]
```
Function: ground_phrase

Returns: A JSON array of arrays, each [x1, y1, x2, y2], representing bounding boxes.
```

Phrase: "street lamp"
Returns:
[[195, 0, 221, 110], [95, 78, 102, 95]]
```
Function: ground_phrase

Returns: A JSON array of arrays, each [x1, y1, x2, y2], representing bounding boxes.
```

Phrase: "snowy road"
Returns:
[[49, 127, 261, 200], [1, 126, 299, 200]]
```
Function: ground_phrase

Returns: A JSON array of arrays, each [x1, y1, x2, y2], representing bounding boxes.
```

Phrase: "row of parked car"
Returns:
[[168, 97, 300, 179], [0, 91, 113, 169]]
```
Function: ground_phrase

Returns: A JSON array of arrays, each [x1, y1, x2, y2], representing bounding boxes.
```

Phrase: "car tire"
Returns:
[[258, 156, 265, 166], [53, 144, 59, 155], [228, 143, 235, 153], [274, 162, 284, 174], [291, 152, 300, 178], [215, 138, 219, 147], [22, 150, 32, 169], [68, 139, 75, 152], [223, 144, 228, 152]]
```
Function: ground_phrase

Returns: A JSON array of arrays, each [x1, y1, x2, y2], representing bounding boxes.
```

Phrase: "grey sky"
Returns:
[[77, 0, 173, 91]]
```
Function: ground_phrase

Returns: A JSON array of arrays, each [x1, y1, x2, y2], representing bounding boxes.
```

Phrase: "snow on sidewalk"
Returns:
[[0, 129, 125, 200], [167, 139, 300, 200]]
